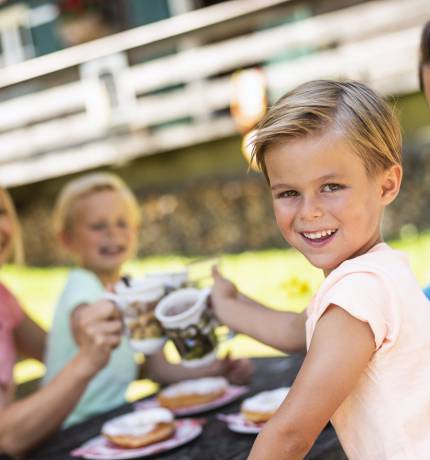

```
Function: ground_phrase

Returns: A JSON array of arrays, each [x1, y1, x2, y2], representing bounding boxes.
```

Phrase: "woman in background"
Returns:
[[0, 186, 123, 459]]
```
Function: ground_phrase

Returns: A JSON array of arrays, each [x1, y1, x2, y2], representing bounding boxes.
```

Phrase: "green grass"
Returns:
[[10, 230, 430, 400]]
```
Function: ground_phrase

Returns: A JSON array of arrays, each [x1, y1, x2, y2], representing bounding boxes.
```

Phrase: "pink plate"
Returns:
[[217, 413, 262, 434], [71, 419, 202, 459], [135, 385, 248, 416]]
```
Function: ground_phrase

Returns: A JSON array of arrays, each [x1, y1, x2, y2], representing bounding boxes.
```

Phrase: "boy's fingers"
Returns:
[[212, 265, 221, 278], [91, 300, 121, 321], [91, 320, 123, 335]]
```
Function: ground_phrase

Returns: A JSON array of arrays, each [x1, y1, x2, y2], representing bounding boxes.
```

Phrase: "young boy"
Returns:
[[43, 173, 252, 427], [211, 80, 430, 459]]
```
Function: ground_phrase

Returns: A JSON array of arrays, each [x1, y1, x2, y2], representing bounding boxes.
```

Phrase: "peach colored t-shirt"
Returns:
[[306, 243, 430, 460]]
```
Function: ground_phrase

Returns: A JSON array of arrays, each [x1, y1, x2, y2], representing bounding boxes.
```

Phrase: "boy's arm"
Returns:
[[248, 304, 375, 460], [211, 268, 307, 353], [220, 295, 306, 353]]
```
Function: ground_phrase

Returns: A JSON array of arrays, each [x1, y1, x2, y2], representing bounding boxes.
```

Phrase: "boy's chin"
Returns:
[[304, 254, 340, 274], [99, 251, 129, 263], [92, 257, 126, 273]]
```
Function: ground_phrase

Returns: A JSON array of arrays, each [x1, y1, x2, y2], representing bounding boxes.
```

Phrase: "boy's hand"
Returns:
[[210, 266, 239, 324], [212, 266, 238, 299], [71, 300, 122, 375]]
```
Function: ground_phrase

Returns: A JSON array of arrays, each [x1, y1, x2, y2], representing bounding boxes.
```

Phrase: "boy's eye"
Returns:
[[117, 219, 129, 228], [276, 190, 298, 198], [0, 206, 8, 217], [321, 183, 343, 192], [90, 223, 107, 231]]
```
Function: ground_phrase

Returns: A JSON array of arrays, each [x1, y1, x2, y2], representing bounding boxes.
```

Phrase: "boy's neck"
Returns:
[[97, 272, 121, 288], [323, 235, 384, 277], [82, 265, 121, 287]]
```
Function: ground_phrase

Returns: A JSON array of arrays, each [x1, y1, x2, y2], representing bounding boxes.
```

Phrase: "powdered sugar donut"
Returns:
[[241, 387, 290, 423], [157, 377, 228, 409], [102, 408, 175, 448]]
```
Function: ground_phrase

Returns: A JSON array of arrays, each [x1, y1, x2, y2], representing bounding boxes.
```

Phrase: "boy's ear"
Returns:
[[59, 229, 73, 251], [380, 164, 402, 205]]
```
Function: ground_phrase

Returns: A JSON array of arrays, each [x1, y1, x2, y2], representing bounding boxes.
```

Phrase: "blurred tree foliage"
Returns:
[[18, 141, 430, 266]]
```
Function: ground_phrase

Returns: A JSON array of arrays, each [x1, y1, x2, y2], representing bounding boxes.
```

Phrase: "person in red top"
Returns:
[[0, 283, 28, 406], [0, 187, 123, 459]]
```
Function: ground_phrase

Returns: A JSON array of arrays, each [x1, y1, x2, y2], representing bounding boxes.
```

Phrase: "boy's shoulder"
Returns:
[[57, 268, 104, 311], [336, 242, 407, 277], [318, 243, 411, 298], [66, 267, 102, 287]]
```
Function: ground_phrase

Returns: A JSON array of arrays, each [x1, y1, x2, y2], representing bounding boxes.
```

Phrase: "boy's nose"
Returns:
[[105, 224, 121, 236], [299, 196, 323, 221]]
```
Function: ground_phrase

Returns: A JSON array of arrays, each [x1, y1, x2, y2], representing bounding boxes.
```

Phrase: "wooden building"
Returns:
[[0, 0, 427, 262]]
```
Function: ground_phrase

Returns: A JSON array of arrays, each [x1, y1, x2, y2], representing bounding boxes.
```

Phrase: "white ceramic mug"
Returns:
[[155, 287, 218, 367], [104, 278, 166, 354]]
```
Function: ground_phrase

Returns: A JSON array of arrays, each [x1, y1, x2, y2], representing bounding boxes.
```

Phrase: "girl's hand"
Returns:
[[222, 355, 254, 385], [71, 300, 122, 375], [207, 353, 254, 385]]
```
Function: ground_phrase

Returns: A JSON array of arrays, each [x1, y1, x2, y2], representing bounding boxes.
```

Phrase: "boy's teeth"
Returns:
[[303, 229, 336, 239]]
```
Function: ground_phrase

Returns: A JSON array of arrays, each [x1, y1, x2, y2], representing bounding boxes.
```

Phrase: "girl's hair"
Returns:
[[53, 172, 141, 235], [419, 21, 430, 91], [0, 188, 24, 265], [253, 80, 402, 180]]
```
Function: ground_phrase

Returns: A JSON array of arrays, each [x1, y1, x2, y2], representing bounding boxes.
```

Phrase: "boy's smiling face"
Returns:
[[265, 129, 401, 275], [63, 189, 138, 284]]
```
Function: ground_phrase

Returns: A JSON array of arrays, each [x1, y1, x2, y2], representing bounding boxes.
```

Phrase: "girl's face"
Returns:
[[63, 189, 138, 283], [265, 130, 401, 275], [0, 193, 15, 265]]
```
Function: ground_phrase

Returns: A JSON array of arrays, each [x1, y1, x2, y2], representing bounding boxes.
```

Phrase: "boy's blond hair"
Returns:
[[253, 80, 402, 180], [53, 172, 141, 235], [0, 187, 24, 265]]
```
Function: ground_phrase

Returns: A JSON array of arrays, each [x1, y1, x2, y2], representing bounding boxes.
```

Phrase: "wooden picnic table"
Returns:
[[25, 354, 346, 460]]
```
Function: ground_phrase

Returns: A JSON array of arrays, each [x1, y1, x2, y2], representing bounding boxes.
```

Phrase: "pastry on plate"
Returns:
[[157, 376, 228, 410], [241, 387, 290, 423], [102, 407, 175, 448]]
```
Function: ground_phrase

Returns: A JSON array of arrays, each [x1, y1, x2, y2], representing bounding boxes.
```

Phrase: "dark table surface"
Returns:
[[27, 354, 346, 460]]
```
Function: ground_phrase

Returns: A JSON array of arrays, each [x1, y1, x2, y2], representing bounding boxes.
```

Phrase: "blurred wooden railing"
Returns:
[[0, 0, 427, 187]]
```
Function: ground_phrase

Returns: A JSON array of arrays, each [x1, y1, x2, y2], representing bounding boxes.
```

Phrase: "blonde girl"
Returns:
[[211, 80, 430, 459], [0, 187, 122, 458], [44, 172, 252, 427]]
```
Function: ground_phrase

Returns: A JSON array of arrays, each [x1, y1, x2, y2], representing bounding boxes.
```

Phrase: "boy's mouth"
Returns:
[[99, 245, 126, 256], [300, 229, 337, 244]]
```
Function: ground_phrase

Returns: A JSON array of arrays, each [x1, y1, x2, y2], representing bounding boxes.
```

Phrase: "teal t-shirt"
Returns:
[[43, 268, 138, 427]]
